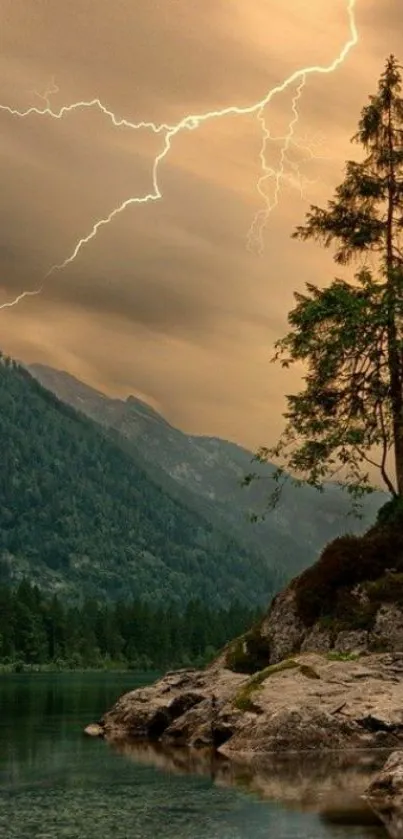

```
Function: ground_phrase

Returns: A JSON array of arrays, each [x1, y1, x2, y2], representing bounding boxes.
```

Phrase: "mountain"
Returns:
[[29, 363, 386, 576], [0, 354, 280, 608]]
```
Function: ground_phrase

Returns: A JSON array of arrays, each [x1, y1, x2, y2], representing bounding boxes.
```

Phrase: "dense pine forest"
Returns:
[[0, 581, 260, 670]]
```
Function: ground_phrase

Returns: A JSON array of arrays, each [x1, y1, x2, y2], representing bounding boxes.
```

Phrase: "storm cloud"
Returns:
[[1, 0, 401, 448]]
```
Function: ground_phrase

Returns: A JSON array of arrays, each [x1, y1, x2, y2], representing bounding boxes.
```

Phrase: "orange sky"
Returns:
[[0, 0, 401, 449]]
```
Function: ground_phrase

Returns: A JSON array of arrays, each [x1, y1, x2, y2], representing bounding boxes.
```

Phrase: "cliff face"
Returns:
[[223, 583, 403, 675], [223, 514, 403, 673]]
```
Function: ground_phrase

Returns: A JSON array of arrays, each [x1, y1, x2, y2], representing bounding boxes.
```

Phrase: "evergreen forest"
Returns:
[[0, 580, 259, 671]]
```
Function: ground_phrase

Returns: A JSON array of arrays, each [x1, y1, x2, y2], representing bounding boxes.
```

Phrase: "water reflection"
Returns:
[[0, 673, 388, 838], [0, 672, 141, 783], [108, 739, 387, 831]]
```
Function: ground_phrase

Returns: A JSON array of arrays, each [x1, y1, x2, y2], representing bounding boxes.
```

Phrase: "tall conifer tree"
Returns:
[[259, 57, 403, 501]]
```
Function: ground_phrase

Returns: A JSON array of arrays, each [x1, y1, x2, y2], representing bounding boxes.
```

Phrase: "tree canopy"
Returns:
[[258, 56, 403, 505], [0, 580, 259, 671]]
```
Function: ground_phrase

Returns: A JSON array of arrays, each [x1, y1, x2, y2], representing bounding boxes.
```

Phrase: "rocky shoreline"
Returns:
[[87, 653, 403, 754], [85, 517, 403, 835], [86, 652, 403, 836]]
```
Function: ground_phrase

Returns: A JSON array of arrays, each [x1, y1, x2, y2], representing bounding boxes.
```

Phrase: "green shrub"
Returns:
[[226, 623, 270, 674], [377, 496, 403, 526]]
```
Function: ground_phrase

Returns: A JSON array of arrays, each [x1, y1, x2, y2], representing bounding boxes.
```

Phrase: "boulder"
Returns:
[[366, 751, 403, 837], [84, 723, 103, 737], [99, 667, 246, 743]]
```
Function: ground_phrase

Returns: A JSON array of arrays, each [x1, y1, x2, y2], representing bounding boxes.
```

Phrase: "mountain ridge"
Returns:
[[29, 362, 386, 577], [1, 354, 278, 607]]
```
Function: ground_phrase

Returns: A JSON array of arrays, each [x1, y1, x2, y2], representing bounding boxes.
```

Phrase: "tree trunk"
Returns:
[[386, 100, 403, 495]]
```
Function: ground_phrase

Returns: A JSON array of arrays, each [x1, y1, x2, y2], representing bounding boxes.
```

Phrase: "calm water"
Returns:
[[0, 673, 385, 839]]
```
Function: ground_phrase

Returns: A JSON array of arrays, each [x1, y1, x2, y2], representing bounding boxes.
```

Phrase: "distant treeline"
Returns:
[[0, 581, 261, 671]]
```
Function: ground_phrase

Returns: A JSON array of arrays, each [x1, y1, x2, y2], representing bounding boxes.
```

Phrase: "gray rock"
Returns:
[[334, 630, 369, 654], [87, 654, 403, 758], [99, 667, 246, 742], [366, 750, 403, 837], [236, 564, 403, 669], [259, 587, 306, 664], [372, 605, 403, 652], [301, 624, 332, 654]]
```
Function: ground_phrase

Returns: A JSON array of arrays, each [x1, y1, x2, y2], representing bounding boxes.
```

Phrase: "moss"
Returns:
[[251, 659, 299, 681], [233, 659, 298, 711], [326, 651, 360, 662], [294, 519, 403, 630], [225, 622, 270, 674], [234, 692, 261, 713], [225, 639, 248, 673]]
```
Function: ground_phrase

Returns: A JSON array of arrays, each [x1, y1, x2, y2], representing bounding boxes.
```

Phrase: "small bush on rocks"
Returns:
[[294, 518, 403, 629], [226, 624, 270, 674]]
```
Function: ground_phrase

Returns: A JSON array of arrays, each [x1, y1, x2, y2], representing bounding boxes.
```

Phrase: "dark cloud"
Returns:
[[0, 0, 402, 448]]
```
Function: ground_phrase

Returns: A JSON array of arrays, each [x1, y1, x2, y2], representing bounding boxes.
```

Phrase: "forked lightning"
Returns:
[[0, 0, 358, 310]]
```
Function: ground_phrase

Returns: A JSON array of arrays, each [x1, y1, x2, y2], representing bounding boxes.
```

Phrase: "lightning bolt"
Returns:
[[247, 74, 307, 255], [0, 0, 358, 310], [29, 76, 59, 109], [0, 288, 43, 309]]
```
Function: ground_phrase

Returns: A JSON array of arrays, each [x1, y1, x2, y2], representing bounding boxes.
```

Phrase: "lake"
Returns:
[[0, 672, 386, 838]]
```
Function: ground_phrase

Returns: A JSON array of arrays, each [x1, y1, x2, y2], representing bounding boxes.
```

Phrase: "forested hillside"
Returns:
[[30, 363, 385, 576], [0, 355, 281, 607]]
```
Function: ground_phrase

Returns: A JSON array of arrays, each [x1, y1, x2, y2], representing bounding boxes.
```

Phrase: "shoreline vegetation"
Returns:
[[0, 580, 260, 675], [0, 662, 158, 674]]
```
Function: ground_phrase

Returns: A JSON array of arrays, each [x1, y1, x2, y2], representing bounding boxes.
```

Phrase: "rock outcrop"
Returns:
[[221, 529, 403, 674], [231, 586, 403, 668], [95, 667, 245, 747], [88, 653, 403, 757], [86, 514, 403, 836]]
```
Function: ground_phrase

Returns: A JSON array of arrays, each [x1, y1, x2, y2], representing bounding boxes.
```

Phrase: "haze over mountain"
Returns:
[[1, 354, 279, 607], [30, 363, 386, 577]]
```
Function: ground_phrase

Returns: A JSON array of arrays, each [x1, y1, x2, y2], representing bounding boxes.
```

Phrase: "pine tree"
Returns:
[[259, 56, 403, 503]]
